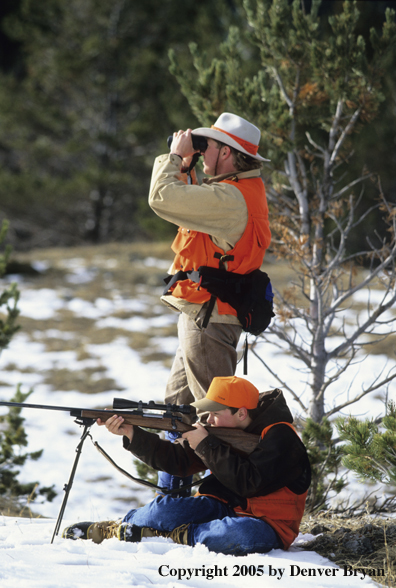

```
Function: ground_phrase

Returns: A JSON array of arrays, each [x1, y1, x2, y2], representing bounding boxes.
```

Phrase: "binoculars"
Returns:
[[167, 134, 208, 153]]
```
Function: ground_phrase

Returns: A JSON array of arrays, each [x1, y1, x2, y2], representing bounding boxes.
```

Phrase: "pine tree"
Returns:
[[0, 0, 247, 245], [302, 417, 347, 512], [336, 401, 396, 487], [0, 386, 56, 503], [0, 220, 19, 348], [0, 221, 55, 509], [169, 0, 396, 424]]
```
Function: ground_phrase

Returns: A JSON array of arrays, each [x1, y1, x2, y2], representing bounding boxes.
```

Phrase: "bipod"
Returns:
[[51, 417, 96, 544]]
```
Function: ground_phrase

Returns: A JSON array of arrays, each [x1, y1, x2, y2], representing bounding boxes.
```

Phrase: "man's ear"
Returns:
[[221, 145, 233, 160]]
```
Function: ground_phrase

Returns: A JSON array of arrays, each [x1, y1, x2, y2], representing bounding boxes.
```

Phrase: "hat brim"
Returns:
[[192, 127, 270, 162], [190, 398, 229, 412]]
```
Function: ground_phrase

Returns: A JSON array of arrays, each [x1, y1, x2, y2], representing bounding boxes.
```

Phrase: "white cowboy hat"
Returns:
[[192, 112, 269, 162]]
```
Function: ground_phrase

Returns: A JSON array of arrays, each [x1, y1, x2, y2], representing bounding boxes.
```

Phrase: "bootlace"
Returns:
[[101, 521, 121, 540]]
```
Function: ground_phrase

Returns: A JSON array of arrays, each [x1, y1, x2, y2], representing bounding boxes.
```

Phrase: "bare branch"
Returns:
[[250, 345, 308, 413], [305, 131, 325, 155], [330, 296, 396, 359], [324, 368, 396, 418], [328, 99, 343, 153], [328, 243, 396, 315], [329, 106, 362, 168], [272, 67, 293, 109], [331, 172, 374, 200]]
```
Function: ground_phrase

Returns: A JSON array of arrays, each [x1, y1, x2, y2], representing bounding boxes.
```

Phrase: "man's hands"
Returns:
[[181, 423, 208, 450], [170, 129, 198, 169], [97, 414, 134, 443]]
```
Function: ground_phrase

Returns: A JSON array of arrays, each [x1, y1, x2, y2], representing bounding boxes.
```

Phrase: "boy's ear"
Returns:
[[238, 407, 249, 420]]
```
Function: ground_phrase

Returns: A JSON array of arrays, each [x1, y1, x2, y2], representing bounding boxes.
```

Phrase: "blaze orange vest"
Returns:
[[196, 422, 308, 549], [169, 177, 271, 316], [233, 423, 308, 549]]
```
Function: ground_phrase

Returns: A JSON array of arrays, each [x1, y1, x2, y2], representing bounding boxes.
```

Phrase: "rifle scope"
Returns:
[[167, 134, 208, 153], [113, 398, 191, 415]]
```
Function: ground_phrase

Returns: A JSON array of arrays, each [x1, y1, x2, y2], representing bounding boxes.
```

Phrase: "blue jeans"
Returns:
[[156, 431, 193, 497], [122, 495, 282, 556]]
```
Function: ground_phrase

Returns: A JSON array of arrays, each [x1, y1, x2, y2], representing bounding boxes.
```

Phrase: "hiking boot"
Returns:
[[88, 520, 122, 544], [62, 520, 121, 544], [118, 523, 144, 542], [62, 521, 94, 541], [63, 521, 190, 545], [138, 523, 190, 545], [169, 523, 189, 545]]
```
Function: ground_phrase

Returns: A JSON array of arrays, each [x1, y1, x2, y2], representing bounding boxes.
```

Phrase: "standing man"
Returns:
[[149, 113, 271, 496]]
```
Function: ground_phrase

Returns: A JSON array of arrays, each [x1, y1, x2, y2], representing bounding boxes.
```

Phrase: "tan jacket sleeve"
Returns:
[[149, 154, 248, 248]]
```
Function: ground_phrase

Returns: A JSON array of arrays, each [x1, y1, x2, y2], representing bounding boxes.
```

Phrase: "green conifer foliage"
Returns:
[[337, 402, 396, 486], [0, 0, 247, 245], [0, 386, 56, 502], [302, 417, 347, 512], [0, 220, 20, 350], [0, 221, 56, 507]]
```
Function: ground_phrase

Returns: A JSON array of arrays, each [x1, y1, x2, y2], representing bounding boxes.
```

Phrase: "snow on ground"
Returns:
[[0, 517, 380, 588], [0, 256, 394, 587]]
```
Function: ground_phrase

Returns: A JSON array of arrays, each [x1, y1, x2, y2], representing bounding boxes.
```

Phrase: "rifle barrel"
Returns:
[[0, 400, 85, 414]]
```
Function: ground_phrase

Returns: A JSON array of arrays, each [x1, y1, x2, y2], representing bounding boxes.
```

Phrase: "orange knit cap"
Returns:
[[191, 376, 259, 412]]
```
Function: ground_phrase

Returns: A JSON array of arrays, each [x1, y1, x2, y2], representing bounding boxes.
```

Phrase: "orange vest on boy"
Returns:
[[196, 422, 308, 550], [168, 177, 271, 316], [233, 423, 308, 549]]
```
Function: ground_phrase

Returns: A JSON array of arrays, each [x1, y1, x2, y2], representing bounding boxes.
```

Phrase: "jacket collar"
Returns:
[[202, 168, 261, 185], [245, 389, 294, 435]]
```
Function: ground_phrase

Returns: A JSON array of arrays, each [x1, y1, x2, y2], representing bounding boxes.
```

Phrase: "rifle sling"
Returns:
[[92, 438, 212, 495]]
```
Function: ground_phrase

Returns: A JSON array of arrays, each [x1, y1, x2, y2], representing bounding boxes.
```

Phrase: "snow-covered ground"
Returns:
[[0, 253, 394, 587], [0, 516, 380, 588]]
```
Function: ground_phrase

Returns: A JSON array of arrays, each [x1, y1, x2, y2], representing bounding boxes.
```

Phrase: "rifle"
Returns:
[[0, 398, 260, 543], [0, 398, 260, 456]]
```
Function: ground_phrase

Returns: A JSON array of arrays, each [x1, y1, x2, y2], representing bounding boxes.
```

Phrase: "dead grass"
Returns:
[[300, 513, 396, 587], [2, 242, 394, 395], [10, 241, 173, 295], [0, 492, 44, 519], [4, 244, 179, 393], [42, 368, 122, 394]]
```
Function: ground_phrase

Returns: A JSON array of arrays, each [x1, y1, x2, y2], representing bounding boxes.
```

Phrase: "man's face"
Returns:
[[207, 407, 241, 428], [202, 138, 221, 176]]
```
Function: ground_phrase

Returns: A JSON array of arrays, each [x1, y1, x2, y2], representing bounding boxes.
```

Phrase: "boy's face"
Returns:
[[207, 407, 241, 428]]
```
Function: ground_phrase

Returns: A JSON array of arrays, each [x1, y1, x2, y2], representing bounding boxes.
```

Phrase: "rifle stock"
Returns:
[[0, 400, 260, 457]]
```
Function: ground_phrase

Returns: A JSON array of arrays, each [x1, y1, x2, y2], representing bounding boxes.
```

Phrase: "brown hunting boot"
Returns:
[[140, 523, 190, 544], [63, 521, 190, 545], [62, 520, 122, 544]]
